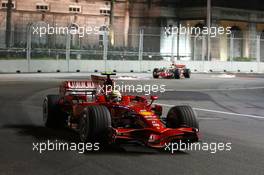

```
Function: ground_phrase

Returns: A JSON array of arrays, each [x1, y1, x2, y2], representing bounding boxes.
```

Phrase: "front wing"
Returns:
[[111, 127, 199, 148]]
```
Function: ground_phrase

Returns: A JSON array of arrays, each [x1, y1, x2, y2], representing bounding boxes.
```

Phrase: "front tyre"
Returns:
[[183, 69, 191, 78], [174, 69, 180, 79], [166, 105, 199, 130], [153, 68, 159, 78]]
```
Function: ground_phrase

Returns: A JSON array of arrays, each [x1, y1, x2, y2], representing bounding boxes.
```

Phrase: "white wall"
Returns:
[[0, 60, 263, 73]]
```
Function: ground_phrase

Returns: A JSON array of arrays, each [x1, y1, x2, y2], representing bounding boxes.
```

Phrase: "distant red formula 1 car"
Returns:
[[153, 64, 191, 79], [43, 73, 199, 149]]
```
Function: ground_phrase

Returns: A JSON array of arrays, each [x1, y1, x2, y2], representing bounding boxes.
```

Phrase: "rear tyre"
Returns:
[[153, 68, 159, 78], [166, 106, 199, 130], [79, 105, 111, 144], [183, 69, 191, 78], [43, 95, 66, 128], [174, 69, 180, 79]]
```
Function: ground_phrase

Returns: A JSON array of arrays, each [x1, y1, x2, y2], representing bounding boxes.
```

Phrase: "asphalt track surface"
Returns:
[[0, 73, 264, 175]]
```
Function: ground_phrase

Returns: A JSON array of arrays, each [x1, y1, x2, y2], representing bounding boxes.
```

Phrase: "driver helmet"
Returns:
[[108, 90, 122, 102]]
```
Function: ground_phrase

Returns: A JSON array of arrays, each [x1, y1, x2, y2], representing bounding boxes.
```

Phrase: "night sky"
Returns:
[[162, 0, 264, 11]]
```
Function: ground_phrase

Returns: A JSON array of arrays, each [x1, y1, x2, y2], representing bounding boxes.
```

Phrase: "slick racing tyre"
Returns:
[[174, 69, 180, 79], [79, 105, 111, 143], [183, 69, 191, 78], [43, 95, 66, 128], [153, 68, 159, 78], [166, 105, 199, 130]]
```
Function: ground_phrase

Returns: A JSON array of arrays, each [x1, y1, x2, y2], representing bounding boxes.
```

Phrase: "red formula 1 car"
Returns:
[[43, 73, 199, 149], [153, 64, 191, 79]]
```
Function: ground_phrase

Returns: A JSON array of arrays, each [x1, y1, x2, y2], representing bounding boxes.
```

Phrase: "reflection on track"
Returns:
[[0, 74, 264, 175]]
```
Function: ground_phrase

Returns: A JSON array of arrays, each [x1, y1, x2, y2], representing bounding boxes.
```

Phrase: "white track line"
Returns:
[[198, 117, 222, 120], [165, 86, 264, 92], [155, 103, 264, 120]]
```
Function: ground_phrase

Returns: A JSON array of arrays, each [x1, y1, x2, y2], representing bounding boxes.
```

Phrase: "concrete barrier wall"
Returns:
[[0, 60, 263, 73]]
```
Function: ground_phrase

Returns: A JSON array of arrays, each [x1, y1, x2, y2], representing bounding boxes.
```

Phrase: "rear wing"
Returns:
[[172, 64, 186, 69], [60, 81, 97, 96], [91, 75, 106, 86], [60, 73, 116, 96], [91, 72, 116, 94], [91, 72, 116, 86]]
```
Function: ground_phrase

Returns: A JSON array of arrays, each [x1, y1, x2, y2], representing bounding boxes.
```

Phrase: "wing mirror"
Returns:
[[153, 104, 162, 117], [149, 95, 158, 106], [151, 95, 158, 101]]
